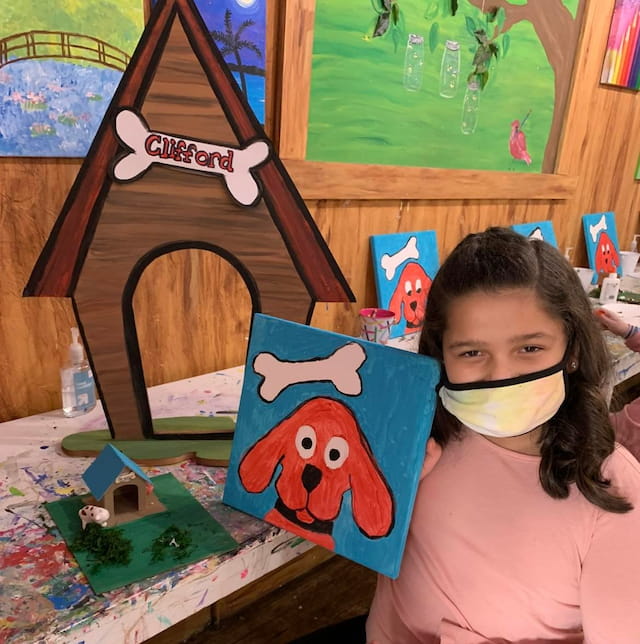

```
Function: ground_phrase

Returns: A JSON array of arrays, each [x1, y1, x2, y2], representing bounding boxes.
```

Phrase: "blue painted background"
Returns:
[[511, 221, 559, 248], [223, 314, 440, 578]]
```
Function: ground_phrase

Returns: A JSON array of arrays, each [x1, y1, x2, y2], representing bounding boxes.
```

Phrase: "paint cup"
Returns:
[[359, 308, 396, 345], [574, 267, 595, 292], [620, 251, 640, 276]]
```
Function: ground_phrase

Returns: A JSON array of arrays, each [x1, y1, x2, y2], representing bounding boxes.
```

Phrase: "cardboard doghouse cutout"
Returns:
[[24, 0, 354, 444], [82, 444, 165, 527]]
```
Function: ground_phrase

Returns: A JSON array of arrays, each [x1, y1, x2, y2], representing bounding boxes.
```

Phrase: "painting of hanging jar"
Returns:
[[439, 40, 460, 98], [403, 34, 425, 92], [461, 80, 480, 135]]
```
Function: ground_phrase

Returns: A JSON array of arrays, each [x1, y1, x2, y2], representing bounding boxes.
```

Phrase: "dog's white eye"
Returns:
[[324, 437, 349, 470], [404, 280, 412, 295], [295, 425, 316, 459], [415, 278, 422, 293]]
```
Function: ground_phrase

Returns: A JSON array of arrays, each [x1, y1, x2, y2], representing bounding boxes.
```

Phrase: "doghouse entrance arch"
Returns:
[[122, 240, 261, 440], [113, 483, 139, 514]]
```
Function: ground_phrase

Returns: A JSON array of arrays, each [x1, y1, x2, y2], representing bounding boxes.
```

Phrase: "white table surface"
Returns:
[[0, 366, 315, 644]]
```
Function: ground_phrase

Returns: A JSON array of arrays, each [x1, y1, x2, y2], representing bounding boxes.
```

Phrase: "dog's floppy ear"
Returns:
[[349, 435, 395, 539], [238, 417, 291, 493]]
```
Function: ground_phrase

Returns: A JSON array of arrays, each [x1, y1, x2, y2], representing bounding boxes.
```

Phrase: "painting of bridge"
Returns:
[[0, 0, 144, 157], [1, 0, 266, 157]]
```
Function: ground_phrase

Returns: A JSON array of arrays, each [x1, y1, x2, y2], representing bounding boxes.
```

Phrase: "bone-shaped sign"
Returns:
[[380, 236, 419, 280], [589, 214, 608, 243], [112, 109, 270, 206], [253, 342, 366, 402]]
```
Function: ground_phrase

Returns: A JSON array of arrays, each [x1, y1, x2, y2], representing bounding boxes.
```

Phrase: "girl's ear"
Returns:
[[567, 356, 579, 373]]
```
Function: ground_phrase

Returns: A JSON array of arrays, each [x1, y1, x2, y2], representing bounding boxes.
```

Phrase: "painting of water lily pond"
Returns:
[[306, 0, 585, 173], [0, 0, 143, 157], [1, 0, 266, 157]]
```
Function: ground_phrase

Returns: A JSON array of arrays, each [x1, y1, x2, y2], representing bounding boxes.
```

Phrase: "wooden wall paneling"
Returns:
[[283, 160, 578, 201], [308, 199, 564, 338], [556, 0, 640, 265], [4, 0, 640, 423], [0, 159, 79, 421], [278, 0, 314, 159], [133, 249, 251, 389]]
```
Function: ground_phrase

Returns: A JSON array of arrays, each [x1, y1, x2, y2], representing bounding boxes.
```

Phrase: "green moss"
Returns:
[[149, 524, 194, 563], [71, 523, 132, 573]]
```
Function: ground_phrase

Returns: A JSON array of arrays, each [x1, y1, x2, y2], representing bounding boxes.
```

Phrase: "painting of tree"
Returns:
[[465, 0, 586, 171], [210, 8, 263, 98], [305, 0, 586, 173]]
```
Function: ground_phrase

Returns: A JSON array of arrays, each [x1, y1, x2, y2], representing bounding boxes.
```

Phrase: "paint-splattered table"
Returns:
[[0, 366, 315, 644]]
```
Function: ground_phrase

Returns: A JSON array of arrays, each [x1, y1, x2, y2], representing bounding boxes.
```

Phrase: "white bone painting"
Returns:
[[223, 314, 440, 578], [370, 231, 440, 340], [511, 221, 559, 248], [111, 108, 270, 206]]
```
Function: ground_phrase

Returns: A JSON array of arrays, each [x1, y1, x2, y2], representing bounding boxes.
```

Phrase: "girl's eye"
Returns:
[[461, 349, 481, 358], [522, 345, 542, 353]]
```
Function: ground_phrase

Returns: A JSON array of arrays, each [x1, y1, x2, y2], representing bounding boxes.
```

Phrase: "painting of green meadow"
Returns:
[[306, 0, 584, 173]]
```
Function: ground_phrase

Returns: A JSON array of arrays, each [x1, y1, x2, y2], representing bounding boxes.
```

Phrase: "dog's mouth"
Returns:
[[275, 499, 333, 535]]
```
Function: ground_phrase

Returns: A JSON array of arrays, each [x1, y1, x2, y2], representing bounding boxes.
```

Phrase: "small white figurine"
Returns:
[[79, 504, 110, 529]]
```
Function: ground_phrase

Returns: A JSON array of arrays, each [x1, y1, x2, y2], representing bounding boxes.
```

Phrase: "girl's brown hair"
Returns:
[[419, 227, 631, 513]]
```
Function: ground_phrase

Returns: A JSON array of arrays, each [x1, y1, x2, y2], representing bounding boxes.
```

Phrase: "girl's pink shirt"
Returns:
[[366, 428, 640, 643]]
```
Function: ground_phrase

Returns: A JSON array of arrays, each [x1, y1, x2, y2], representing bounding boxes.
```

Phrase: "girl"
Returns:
[[367, 227, 640, 643], [595, 306, 640, 460]]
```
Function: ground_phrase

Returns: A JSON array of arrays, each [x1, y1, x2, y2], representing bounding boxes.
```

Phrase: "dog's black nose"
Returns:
[[410, 300, 417, 311], [302, 464, 322, 492]]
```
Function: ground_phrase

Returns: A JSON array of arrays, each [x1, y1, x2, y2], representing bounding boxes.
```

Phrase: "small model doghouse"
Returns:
[[82, 444, 165, 527], [24, 0, 354, 444]]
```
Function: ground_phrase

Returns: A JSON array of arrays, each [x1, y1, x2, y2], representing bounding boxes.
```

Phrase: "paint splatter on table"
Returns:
[[0, 366, 313, 643]]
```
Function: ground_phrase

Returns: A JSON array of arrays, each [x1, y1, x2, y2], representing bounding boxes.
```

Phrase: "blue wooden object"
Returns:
[[511, 221, 559, 248], [224, 314, 440, 578], [370, 230, 440, 339], [582, 212, 622, 283]]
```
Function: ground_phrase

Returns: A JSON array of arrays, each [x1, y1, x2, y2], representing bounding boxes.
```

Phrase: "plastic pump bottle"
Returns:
[[599, 272, 621, 305], [60, 327, 96, 417]]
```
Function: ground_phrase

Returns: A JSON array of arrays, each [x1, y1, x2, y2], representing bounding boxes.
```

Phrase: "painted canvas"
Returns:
[[582, 212, 622, 284], [223, 314, 440, 578], [511, 221, 559, 248], [601, 0, 640, 90], [370, 231, 439, 339], [0, 0, 144, 157], [152, 0, 266, 122], [306, 0, 585, 173]]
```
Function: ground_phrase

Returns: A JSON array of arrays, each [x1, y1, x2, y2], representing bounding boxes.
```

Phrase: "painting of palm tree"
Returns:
[[151, 0, 266, 123], [211, 8, 263, 99]]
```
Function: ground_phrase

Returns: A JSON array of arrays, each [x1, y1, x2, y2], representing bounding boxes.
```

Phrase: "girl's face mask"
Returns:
[[438, 360, 567, 438]]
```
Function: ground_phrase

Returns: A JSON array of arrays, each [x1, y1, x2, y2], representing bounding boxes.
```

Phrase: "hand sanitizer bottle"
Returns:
[[61, 327, 96, 417], [599, 272, 621, 305]]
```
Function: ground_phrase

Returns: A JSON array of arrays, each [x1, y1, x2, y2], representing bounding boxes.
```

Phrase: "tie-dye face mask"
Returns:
[[438, 361, 567, 438]]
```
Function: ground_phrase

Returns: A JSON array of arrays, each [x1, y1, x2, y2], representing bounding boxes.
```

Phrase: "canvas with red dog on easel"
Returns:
[[370, 230, 440, 339], [223, 314, 440, 578]]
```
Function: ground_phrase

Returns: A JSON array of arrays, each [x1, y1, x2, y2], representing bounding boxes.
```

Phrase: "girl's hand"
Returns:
[[594, 308, 630, 338]]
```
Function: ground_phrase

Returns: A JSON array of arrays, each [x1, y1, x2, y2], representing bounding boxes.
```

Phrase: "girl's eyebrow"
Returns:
[[509, 332, 555, 342], [446, 332, 554, 350], [445, 339, 487, 350]]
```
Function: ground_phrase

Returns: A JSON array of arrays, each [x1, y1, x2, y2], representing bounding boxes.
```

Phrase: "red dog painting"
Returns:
[[594, 231, 620, 276], [387, 261, 432, 334], [238, 397, 395, 550]]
